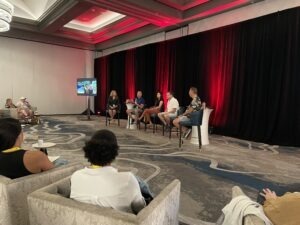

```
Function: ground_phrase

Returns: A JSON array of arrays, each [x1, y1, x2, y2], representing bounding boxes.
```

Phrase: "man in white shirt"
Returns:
[[158, 91, 179, 127], [71, 130, 146, 213]]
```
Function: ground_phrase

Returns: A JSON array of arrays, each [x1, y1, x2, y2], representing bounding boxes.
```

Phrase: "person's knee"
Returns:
[[173, 119, 178, 126]]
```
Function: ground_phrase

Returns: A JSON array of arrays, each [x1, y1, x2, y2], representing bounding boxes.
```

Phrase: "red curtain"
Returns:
[[125, 49, 136, 100], [201, 28, 236, 127], [155, 41, 176, 104], [95, 56, 109, 112]]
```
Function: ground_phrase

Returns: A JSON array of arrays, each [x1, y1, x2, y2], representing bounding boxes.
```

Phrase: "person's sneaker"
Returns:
[[184, 128, 192, 139]]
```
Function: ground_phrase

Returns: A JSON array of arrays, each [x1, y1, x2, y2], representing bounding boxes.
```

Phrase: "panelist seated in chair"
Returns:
[[138, 91, 164, 126], [71, 130, 148, 213], [107, 90, 120, 122], [126, 90, 145, 124], [16, 96, 33, 119], [173, 87, 201, 138], [5, 98, 17, 109], [158, 91, 179, 129], [0, 118, 54, 179]]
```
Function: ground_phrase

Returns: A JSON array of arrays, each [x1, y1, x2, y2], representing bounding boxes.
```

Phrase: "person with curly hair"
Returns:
[[70, 130, 147, 213]]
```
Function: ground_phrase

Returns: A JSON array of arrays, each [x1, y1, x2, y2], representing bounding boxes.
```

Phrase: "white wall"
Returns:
[[0, 37, 94, 114], [98, 0, 300, 57]]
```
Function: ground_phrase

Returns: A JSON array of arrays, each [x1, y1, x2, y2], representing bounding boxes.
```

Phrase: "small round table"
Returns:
[[32, 142, 56, 155]]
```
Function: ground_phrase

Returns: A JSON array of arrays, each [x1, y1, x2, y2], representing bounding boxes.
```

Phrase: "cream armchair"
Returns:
[[28, 177, 181, 225], [0, 163, 84, 225]]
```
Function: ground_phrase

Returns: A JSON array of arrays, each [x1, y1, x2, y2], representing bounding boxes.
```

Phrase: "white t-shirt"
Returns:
[[167, 97, 179, 113], [70, 166, 145, 213]]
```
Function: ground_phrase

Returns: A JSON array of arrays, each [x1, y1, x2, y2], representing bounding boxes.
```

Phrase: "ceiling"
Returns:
[[1, 0, 264, 50]]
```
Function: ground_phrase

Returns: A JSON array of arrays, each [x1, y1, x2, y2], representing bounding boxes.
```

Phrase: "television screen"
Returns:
[[77, 78, 97, 96]]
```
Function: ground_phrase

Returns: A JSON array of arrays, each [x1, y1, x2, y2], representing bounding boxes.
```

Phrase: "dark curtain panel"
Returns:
[[94, 56, 109, 113], [173, 35, 202, 106], [125, 49, 136, 100], [108, 51, 126, 113], [94, 6, 300, 146], [155, 40, 177, 103], [220, 8, 300, 145], [135, 44, 157, 106]]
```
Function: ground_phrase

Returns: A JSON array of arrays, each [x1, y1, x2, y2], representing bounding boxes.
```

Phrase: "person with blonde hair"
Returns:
[[5, 98, 16, 109], [107, 90, 120, 122]]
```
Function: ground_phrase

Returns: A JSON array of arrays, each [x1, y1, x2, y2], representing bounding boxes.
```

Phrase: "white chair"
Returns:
[[190, 108, 213, 146], [126, 103, 137, 130]]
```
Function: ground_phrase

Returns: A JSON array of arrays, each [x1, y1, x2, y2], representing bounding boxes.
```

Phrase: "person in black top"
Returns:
[[107, 90, 120, 122], [138, 91, 164, 126], [0, 118, 54, 179]]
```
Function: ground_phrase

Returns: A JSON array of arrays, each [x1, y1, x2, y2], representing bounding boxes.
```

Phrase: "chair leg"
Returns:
[[197, 125, 202, 149], [153, 117, 155, 134], [179, 125, 182, 149], [105, 111, 108, 126], [162, 124, 164, 136], [118, 112, 120, 126], [169, 126, 172, 139]]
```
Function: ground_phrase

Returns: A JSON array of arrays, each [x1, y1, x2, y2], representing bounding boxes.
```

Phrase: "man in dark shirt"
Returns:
[[173, 87, 201, 137], [126, 91, 145, 124]]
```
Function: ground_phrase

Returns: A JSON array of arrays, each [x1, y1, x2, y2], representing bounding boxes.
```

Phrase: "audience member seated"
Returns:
[[259, 188, 300, 225], [138, 91, 164, 127], [5, 98, 17, 108], [0, 118, 54, 179], [158, 91, 179, 129], [126, 91, 146, 124], [71, 129, 147, 213], [16, 96, 33, 119], [173, 87, 201, 138], [107, 90, 120, 122]]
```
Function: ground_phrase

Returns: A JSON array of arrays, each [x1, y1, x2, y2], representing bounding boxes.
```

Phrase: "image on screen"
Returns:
[[77, 78, 97, 96]]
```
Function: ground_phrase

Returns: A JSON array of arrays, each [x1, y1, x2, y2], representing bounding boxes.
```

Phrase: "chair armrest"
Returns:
[[137, 179, 181, 225]]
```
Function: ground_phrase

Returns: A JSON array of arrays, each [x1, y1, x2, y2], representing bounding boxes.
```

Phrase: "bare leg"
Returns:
[[108, 109, 113, 119], [158, 113, 167, 125], [165, 115, 171, 126], [144, 114, 152, 124], [173, 117, 180, 128], [139, 110, 146, 121], [126, 109, 134, 119], [111, 110, 116, 119]]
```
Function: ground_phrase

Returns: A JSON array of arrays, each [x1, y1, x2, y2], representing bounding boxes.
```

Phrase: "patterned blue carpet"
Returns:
[[22, 116, 300, 224]]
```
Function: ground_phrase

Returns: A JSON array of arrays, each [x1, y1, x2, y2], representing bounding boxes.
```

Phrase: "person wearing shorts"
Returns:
[[173, 87, 201, 137], [158, 91, 179, 127]]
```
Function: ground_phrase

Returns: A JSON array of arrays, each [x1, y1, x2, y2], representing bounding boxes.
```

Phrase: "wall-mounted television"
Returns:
[[77, 78, 97, 96]]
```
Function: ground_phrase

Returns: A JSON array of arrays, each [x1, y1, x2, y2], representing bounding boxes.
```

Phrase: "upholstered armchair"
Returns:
[[0, 162, 83, 225], [28, 177, 181, 225]]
